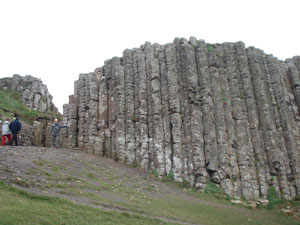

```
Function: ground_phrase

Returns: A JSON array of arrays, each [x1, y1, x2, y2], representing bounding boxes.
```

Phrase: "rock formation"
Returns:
[[0, 74, 59, 146], [62, 37, 300, 200], [0, 74, 58, 112]]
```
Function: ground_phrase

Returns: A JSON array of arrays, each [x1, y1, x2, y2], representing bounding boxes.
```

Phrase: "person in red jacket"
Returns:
[[1, 118, 12, 146]]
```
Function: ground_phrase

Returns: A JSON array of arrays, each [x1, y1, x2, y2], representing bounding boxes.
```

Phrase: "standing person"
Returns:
[[1, 118, 12, 146], [50, 119, 67, 148], [9, 117, 22, 146]]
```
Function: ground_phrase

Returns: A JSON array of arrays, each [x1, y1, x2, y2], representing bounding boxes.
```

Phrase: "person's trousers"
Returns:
[[1, 134, 12, 146], [10, 132, 19, 146], [51, 135, 60, 148]]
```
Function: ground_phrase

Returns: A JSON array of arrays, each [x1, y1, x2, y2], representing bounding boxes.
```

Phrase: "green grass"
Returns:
[[87, 172, 95, 179], [121, 193, 298, 225], [204, 181, 225, 195], [206, 43, 215, 52], [4, 153, 300, 225], [34, 159, 64, 172], [266, 186, 283, 209], [2, 178, 298, 225], [162, 169, 175, 182], [0, 89, 60, 124], [152, 168, 158, 178], [62, 175, 299, 225], [132, 179, 299, 225], [0, 181, 175, 225]]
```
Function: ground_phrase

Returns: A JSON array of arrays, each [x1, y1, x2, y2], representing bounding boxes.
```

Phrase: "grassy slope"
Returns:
[[1, 180, 298, 225], [0, 89, 60, 124], [0, 181, 175, 225], [114, 185, 299, 225], [2, 155, 300, 225]]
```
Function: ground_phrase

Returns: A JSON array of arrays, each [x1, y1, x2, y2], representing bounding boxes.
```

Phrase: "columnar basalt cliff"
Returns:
[[62, 37, 300, 200]]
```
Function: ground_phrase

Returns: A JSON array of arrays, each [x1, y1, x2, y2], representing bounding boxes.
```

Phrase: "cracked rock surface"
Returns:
[[62, 37, 300, 200]]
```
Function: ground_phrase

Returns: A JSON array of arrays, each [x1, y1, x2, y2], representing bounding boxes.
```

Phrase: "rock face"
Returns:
[[0, 74, 58, 112], [63, 37, 300, 200], [0, 74, 59, 146]]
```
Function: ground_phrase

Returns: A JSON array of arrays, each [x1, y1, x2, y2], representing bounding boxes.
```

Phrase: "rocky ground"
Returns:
[[0, 146, 212, 225], [0, 146, 299, 225]]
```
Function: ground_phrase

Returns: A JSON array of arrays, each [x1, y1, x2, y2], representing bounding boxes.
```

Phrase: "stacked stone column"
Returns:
[[63, 38, 300, 200]]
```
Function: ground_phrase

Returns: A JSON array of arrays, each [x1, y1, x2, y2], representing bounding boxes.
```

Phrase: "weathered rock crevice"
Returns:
[[62, 37, 300, 200]]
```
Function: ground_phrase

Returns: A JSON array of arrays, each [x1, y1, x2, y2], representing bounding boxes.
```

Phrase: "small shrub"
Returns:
[[40, 95, 47, 102], [65, 176, 75, 181], [167, 169, 174, 181], [293, 195, 300, 201], [87, 172, 95, 179], [204, 182, 224, 194], [145, 185, 155, 192], [16, 179, 28, 187], [132, 159, 138, 168], [206, 43, 214, 52], [50, 165, 59, 172], [225, 195, 231, 201], [36, 160, 47, 166], [162, 169, 175, 182], [182, 179, 191, 188], [152, 168, 158, 178], [267, 186, 282, 209]]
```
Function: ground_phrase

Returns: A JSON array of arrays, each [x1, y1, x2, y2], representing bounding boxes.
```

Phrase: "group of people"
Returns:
[[1, 117, 67, 148], [1, 117, 22, 146]]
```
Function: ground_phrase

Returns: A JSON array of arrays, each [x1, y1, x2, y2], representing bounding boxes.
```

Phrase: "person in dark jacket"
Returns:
[[50, 119, 68, 148], [9, 117, 22, 146]]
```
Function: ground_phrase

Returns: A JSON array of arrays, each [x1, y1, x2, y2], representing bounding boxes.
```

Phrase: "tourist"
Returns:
[[50, 118, 68, 148], [1, 118, 12, 146], [9, 117, 22, 146]]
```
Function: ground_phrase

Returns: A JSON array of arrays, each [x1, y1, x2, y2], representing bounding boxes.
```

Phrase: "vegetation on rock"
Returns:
[[0, 89, 59, 124]]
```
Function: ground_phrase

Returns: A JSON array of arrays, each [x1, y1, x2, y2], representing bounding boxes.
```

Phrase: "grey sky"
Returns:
[[0, 0, 299, 112]]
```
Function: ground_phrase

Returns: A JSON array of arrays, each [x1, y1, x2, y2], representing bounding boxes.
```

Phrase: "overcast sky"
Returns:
[[0, 0, 299, 112]]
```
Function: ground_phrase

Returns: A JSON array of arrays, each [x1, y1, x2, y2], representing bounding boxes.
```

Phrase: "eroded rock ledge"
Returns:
[[62, 37, 300, 200]]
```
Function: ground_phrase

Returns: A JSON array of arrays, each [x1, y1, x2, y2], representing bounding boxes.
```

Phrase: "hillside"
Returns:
[[0, 88, 59, 125], [0, 146, 299, 225], [0, 75, 61, 146]]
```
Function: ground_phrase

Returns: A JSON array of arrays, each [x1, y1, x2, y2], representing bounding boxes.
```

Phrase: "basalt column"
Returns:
[[63, 37, 300, 200]]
